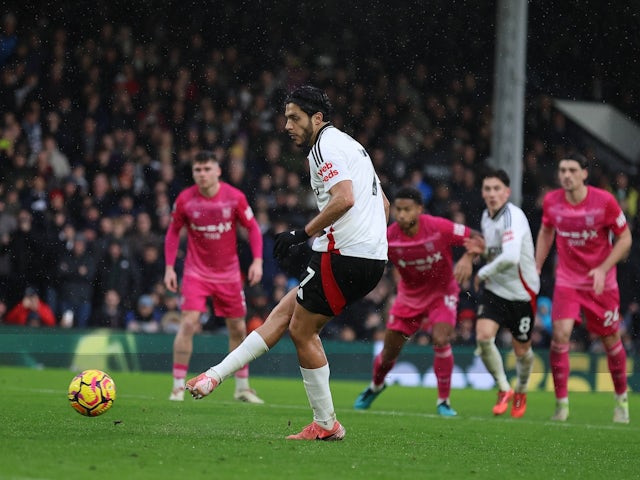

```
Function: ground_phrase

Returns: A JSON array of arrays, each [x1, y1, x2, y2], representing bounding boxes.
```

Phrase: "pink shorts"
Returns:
[[552, 285, 621, 336], [387, 295, 457, 338], [180, 274, 246, 318]]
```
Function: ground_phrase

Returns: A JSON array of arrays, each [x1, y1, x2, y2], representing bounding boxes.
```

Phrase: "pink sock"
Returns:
[[550, 341, 570, 399], [372, 353, 395, 387], [433, 344, 454, 400], [173, 363, 188, 380], [605, 340, 628, 395], [234, 364, 249, 379]]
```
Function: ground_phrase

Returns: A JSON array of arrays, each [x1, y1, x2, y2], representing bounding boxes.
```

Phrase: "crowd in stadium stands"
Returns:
[[1, 9, 639, 353]]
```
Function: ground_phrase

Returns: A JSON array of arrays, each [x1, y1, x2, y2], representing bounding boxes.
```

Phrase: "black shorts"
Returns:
[[296, 251, 386, 316], [477, 289, 536, 343]]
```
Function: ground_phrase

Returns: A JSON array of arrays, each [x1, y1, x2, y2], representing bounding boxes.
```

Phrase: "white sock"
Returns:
[[477, 338, 511, 392], [173, 378, 185, 389], [515, 347, 534, 393], [300, 364, 336, 430], [206, 331, 269, 382], [615, 393, 628, 402], [369, 382, 385, 392], [235, 377, 250, 392]]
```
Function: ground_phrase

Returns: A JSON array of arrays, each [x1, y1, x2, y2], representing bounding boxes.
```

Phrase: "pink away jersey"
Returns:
[[388, 214, 470, 317], [164, 183, 262, 284], [542, 186, 627, 290]]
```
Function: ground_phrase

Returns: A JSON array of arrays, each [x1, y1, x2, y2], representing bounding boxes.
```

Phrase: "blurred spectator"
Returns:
[[94, 238, 140, 311], [159, 290, 182, 334], [455, 308, 476, 346], [0, 197, 17, 299], [136, 242, 164, 294], [92, 289, 126, 329], [5, 286, 56, 327], [5, 209, 48, 308], [125, 294, 161, 333], [56, 234, 96, 328]]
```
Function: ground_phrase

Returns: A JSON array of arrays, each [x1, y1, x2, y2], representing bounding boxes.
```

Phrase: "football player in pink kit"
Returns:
[[185, 85, 389, 441], [535, 153, 632, 423], [165, 151, 264, 403], [354, 186, 482, 416]]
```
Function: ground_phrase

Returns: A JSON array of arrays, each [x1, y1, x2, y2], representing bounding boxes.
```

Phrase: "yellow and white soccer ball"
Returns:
[[68, 369, 116, 417]]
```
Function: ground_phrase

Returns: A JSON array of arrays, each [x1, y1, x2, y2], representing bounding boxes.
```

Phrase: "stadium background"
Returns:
[[1, 1, 640, 387]]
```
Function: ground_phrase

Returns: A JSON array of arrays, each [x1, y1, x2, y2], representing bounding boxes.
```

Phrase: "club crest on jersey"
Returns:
[[222, 207, 232, 219], [585, 215, 594, 226]]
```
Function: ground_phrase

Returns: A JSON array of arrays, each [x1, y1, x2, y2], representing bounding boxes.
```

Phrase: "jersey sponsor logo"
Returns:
[[189, 221, 233, 234], [615, 211, 627, 228], [556, 228, 597, 246], [397, 251, 443, 270], [316, 162, 339, 182], [244, 206, 254, 220], [502, 230, 514, 242]]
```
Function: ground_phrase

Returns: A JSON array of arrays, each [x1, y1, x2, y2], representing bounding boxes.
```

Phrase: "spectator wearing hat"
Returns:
[[455, 308, 476, 346], [5, 286, 56, 327], [125, 294, 161, 333]]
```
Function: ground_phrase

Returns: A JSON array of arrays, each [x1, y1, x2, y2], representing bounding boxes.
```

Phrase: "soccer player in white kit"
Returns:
[[185, 85, 389, 441], [535, 153, 632, 423], [468, 169, 539, 418]]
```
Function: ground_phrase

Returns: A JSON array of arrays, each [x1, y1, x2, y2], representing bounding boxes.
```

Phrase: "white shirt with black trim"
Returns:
[[478, 202, 539, 301], [307, 124, 388, 260]]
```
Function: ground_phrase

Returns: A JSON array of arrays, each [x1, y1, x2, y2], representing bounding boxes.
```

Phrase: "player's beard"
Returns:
[[296, 121, 314, 148]]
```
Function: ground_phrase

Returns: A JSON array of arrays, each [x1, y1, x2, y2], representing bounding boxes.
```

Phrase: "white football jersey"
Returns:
[[478, 202, 539, 301], [307, 124, 388, 260]]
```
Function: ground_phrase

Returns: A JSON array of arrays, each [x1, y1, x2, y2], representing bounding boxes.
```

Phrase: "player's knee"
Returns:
[[476, 338, 494, 352]]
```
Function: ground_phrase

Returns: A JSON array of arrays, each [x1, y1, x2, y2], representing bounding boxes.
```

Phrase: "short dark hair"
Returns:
[[393, 186, 423, 205], [562, 152, 589, 169], [285, 85, 332, 120], [194, 150, 217, 163], [482, 168, 510, 187]]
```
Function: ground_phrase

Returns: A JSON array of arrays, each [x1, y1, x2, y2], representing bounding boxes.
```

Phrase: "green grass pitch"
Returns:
[[0, 366, 637, 480]]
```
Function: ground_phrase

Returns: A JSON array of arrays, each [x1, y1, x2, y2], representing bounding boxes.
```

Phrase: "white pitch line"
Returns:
[[4, 386, 632, 431]]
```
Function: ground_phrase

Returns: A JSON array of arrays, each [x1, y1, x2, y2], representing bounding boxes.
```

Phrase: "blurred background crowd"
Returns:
[[1, 1, 639, 353]]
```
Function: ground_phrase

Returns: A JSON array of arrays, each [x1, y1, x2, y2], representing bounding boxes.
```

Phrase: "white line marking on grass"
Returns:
[[4, 386, 633, 431]]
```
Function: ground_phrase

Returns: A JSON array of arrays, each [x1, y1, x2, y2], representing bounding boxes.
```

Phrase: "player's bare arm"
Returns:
[[588, 227, 632, 295], [247, 258, 263, 287], [535, 224, 555, 275], [454, 254, 473, 284], [164, 265, 178, 292], [382, 190, 390, 223], [304, 179, 355, 236]]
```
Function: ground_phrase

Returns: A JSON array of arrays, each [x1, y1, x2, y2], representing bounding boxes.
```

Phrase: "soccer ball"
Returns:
[[68, 369, 116, 417]]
